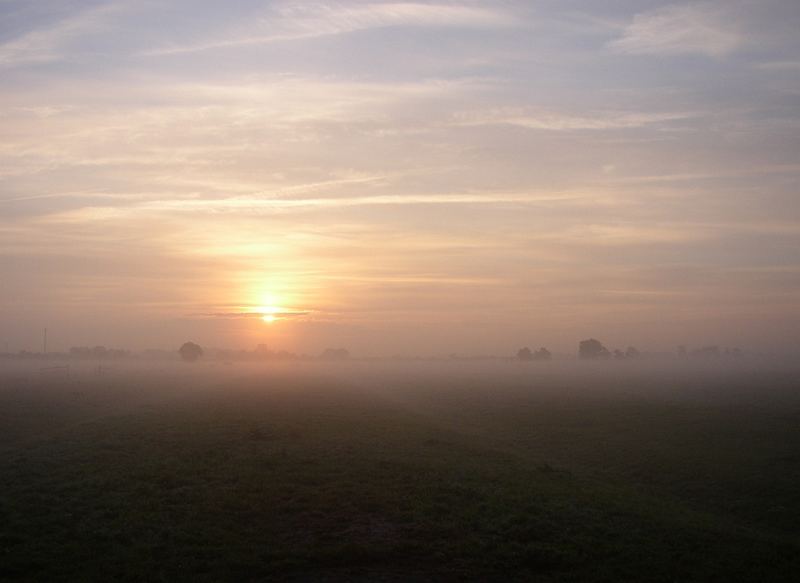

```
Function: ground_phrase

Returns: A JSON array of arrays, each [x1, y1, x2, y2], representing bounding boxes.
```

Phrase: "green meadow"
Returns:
[[1, 361, 798, 581]]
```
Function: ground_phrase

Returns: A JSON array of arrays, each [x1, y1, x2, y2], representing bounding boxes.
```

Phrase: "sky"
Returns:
[[1, 0, 799, 356]]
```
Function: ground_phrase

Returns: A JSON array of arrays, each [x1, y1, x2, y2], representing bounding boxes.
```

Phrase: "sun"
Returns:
[[256, 304, 282, 324], [249, 290, 297, 325]]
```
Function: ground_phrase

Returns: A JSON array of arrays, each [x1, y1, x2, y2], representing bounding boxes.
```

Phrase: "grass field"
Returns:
[[1, 360, 798, 581]]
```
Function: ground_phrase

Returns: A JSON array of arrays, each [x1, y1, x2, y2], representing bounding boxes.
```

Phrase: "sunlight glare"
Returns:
[[256, 299, 283, 324]]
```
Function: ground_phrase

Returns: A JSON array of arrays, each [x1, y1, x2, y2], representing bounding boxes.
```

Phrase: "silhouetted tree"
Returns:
[[579, 338, 610, 360], [533, 347, 552, 361], [70, 346, 91, 358], [91, 346, 108, 359], [625, 346, 641, 359], [179, 341, 203, 362], [692, 346, 720, 359], [517, 347, 533, 361], [320, 348, 350, 361], [254, 344, 273, 360]]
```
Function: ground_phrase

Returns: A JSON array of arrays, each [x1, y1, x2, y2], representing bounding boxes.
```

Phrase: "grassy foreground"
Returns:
[[1, 361, 798, 581]]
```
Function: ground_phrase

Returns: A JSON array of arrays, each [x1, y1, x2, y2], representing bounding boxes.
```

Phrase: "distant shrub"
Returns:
[[320, 348, 350, 361], [179, 341, 203, 363], [518, 347, 551, 361], [692, 346, 720, 359], [578, 339, 610, 360]]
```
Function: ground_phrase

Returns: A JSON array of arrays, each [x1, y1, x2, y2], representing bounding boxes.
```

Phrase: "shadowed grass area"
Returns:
[[0, 363, 798, 581]]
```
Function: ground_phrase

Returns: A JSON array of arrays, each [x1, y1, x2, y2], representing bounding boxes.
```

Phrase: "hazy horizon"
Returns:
[[2, 0, 799, 356]]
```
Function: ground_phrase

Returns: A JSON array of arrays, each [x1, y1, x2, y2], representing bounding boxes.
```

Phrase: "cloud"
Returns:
[[757, 60, 800, 71], [191, 311, 310, 319], [0, 2, 125, 67], [609, 2, 744, 57], [147, 1, 515, 55], [134, 192, 576, 215], [453, 108, 698, 131]]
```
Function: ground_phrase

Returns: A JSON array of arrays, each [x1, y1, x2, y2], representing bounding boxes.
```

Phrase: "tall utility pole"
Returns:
[[43, 328, 47, 355]]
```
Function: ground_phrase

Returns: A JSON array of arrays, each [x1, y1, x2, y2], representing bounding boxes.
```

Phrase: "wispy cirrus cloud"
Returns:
[[191, 311, 310, 319], [0, 2, 126, 67], [757, 60, 800, 70], [146, 1, 517, 56], [609, 2, 744, 57], [452, 107, 699, 131], [33, 192, 578, 225]]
